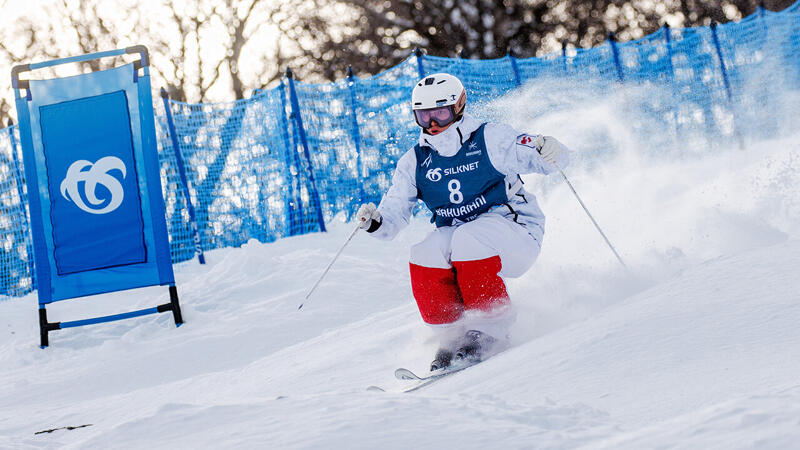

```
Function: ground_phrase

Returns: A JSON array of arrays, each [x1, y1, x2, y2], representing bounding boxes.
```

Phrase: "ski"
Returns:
[[395, 366, 465, 381], [397, 361, 479, 392], [369, 332, 503, 393], [366, 360, 481, 393]]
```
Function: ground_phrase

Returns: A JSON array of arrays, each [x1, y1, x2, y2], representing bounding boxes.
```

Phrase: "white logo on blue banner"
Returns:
[[60, 156, 127, 215]]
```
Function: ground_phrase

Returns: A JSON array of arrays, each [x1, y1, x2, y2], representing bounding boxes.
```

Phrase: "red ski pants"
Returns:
[[408, 214, 540, 325]]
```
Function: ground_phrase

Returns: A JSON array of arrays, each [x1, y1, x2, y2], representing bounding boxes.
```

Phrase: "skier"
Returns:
[[356, 73, 570, 372]]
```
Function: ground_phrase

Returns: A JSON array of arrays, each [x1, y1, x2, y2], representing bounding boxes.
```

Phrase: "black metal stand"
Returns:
[[39, 285, 185, 348], [38, 307, 60, 348], [157, 285, 184, 326]]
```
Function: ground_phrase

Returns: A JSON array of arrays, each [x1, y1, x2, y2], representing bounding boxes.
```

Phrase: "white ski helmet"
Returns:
[[411, 73, 465, 110], [411, 73, 466, 128]]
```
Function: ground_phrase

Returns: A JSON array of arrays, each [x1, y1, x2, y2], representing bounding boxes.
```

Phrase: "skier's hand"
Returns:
[[534, 135, 566, 165], [356, 203, 382, 232]]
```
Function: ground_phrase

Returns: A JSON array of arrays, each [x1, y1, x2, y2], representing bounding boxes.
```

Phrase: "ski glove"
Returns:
[[356, 203, 382, 232], [535, 135, 566, 165]]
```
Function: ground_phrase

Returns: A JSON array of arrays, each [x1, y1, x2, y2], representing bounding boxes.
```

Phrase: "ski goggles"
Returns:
[[413, 105, 457, 129]]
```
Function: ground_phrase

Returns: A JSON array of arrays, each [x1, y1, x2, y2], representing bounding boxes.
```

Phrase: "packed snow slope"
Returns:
[[1, 80, 800, 449]]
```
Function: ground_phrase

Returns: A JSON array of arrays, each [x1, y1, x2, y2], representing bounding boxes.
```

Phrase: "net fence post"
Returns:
[[508, 49, 521, 87], [415, 48, 426, 78], [286, 68, 326, 233], [757, 2, 768, 57], [608, 32, 632, 115], [561, 41, 569, 74], [346, 66, 366, 207], [710, 22, 734, 102], [159, 89, 205, 264], [278, 78, 304, 236], [664, 24, 681, 146], [664, 25, 677, 81], [710, 21, 745, 150], [608, 32, 625, 82]]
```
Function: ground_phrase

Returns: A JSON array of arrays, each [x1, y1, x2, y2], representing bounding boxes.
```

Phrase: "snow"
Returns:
[[2, 81, 800, 448]]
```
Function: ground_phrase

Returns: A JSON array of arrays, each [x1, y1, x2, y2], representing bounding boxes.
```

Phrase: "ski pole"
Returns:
[[555, 163, 628, 269], [299, 223, 361, 309]]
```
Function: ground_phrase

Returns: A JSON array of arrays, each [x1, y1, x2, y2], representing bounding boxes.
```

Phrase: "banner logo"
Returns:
[[426, 167, 442, 182], [60, 156, 127, 215]]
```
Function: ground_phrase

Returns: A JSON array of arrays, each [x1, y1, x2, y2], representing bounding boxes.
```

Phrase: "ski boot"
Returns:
[[454, 330, 496, 363], [430, 348, 454, 372]]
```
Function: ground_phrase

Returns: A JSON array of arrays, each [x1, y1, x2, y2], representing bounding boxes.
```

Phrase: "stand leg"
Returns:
[[169, 285, 184, 326], [39, 306, 49, 348]]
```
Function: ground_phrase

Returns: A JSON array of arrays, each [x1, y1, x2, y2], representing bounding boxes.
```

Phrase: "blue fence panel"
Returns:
[[158, 89, 307, 256], [292, 79, 356, 226], [2, 2, 800, 298], [351, 65, 419, 205], [0, 124, 35, 296], [153, 102, 195, 264]]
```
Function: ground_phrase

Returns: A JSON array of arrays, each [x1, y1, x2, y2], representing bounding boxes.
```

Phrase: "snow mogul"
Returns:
[[356, 73, 570, 372]]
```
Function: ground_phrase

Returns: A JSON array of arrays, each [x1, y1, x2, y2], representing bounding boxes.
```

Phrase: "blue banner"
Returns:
[[40, 91, 146, 275], [15, 62, 174, 303]]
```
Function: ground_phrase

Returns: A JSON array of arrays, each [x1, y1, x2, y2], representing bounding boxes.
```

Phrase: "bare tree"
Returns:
[[0, 0, 283, 124], [0, 0, 131, 124], [276, 0, 796, 80], [1, 0, 796, 125]]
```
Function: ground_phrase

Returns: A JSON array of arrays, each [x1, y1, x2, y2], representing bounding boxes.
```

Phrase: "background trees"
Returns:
[[0, 0, 794, 124], [314, 0, 793, 78]]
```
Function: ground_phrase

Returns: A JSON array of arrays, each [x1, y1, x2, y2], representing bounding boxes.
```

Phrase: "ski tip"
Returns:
[[394, 368, 422, 381], [366, 385, 386, 392], [298, 303, 303, 310]]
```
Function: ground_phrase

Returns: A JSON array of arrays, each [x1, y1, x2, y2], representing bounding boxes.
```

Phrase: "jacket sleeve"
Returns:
[[371, 149, 419, 241], [483, 123, 570, 176]]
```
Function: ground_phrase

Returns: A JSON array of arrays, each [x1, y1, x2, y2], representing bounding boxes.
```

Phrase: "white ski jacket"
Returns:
[[373, 113, 569, 245]]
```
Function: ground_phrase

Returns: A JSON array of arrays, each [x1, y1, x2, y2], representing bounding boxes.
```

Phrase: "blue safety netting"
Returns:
[[0, 124, 35, 296], [2, 4, 799, 297]]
